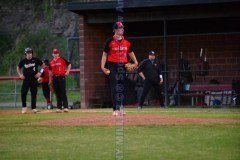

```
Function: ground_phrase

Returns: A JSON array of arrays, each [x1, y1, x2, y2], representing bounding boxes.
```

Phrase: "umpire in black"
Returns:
[[17, 47, 43, 114], [137, 51, 165, 109]]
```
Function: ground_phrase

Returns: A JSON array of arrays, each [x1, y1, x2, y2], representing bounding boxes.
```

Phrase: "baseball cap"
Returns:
[[25, 47, 33, 54], [52, 48, 59, 54], [113, 21, 124, 29], [149, 51, 155, 55]]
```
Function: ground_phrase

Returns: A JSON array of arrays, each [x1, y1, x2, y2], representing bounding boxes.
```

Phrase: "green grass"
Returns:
[[0, 108, 240, 160], [1, 125, 114, 160], [125, 125, 240, 160], [0, 76, 80, 103], [129, 108, 240, 119]]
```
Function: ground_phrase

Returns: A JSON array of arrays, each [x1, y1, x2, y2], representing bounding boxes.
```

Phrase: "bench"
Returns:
[[182, 84, 232, 106]]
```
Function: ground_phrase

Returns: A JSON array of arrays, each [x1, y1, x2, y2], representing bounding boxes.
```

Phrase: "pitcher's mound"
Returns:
[[38, 115, 240, 126]]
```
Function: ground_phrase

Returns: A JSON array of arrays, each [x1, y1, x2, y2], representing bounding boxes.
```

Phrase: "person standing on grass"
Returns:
[[49, 48, 71, 113], [38, 59, 52, 110], [101, 21, 138, 116], [137, 51, 165, 109], [17, 47, 43, 114]]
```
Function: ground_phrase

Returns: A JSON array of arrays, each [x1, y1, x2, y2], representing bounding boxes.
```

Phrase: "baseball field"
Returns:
[[0, 108, 240, 160]]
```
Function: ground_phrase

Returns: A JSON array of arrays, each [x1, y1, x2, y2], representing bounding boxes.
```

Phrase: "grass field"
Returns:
[[0, 76, 80, 106], [0, 108, 240, 160]]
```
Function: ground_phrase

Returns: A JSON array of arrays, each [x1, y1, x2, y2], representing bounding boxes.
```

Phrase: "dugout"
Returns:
[[67, 0, 240, 108]]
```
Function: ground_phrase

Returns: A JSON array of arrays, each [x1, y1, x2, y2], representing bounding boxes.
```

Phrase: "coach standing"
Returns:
[[101, 21, 138, 116], [17, 47, 43, 114], [137, 51, 165, 109], [49, 48, 71, 113]]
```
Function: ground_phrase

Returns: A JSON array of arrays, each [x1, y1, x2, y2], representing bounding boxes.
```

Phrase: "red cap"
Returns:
[[52, 48, 59, 54], [113, 21, 124, 29]]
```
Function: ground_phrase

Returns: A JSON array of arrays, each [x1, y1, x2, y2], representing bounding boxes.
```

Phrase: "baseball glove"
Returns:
[[125, 63, 136, 73], [49, 83, 54, 93]]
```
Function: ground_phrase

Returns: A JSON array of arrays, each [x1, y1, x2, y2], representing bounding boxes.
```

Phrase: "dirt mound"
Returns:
[[37, 115, 240, 126]]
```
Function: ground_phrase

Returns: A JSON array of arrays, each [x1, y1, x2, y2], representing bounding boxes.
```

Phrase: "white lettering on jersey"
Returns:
[[24, 63, 36, 68], [112, 46, 127, 51]]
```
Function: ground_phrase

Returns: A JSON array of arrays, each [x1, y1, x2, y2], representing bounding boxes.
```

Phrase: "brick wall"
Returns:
[[79, 16, 111, 108], [79, 17, 240, 108]]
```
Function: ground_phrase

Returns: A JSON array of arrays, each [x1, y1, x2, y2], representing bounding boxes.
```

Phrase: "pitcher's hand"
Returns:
[[102, 67, 110, 75]]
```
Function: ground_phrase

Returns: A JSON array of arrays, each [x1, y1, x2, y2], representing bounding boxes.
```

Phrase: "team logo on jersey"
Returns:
[[112, 46, 127, 51], [24, 63, 35, 68]]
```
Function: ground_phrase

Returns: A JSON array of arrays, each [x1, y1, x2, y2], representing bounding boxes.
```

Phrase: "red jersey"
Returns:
[[49, 57, 70, 76], [103, 36, 133, 63], [40, 66, 49, 83]]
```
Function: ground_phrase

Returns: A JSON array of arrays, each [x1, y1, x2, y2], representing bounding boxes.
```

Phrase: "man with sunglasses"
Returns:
[[17, 47, 43, 114]]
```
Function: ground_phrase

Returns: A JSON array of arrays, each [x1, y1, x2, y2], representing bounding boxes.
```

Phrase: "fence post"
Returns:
[[163, 19, 168, 107], [14, 79, 17, 108]]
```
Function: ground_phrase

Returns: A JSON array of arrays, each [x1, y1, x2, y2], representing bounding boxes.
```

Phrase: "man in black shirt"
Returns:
[[17, 47, 43, 113], [137, 51, 165, 109]]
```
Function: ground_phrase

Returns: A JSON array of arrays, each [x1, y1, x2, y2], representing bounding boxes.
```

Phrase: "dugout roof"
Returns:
[[67, 0, 240, 21], [67, 0, 240, 35], [67, 0, 240, 13]]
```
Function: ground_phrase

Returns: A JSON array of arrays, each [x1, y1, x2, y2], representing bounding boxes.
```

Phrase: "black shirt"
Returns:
[[18, 57, 43, 78], [137, 59, 163, 83]]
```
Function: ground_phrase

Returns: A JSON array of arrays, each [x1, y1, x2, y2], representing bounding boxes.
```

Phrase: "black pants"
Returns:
[[52, 76, 68, 109], [139, 79, 164, 107], [21, 78, 38, 109], [107, 62, 126, 111], [42, 82, 50, 103]]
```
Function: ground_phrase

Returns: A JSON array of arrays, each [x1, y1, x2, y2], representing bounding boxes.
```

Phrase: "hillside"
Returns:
[[0, 0, 79, 75]]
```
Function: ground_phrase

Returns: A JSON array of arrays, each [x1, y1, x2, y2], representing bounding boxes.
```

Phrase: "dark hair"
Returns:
[[43, 59, 49, 66]]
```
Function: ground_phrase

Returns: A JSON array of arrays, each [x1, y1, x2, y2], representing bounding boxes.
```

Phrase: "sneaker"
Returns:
[[137, 106, 142, 110], [22, 107, 27, 114], [119, 110, 126, 116], [114, 110, 125, 116], [115, 110, 120, 116], [112, 111, 117, 116], [56, 109, 62, 113], [47, 104, 52, 110], [32, 109, 38, 113], [63, 108, 69, 113]]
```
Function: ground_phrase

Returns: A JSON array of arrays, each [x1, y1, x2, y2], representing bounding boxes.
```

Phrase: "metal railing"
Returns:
[[0, 77, 21, 107], [0, 69, 80, 108]]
